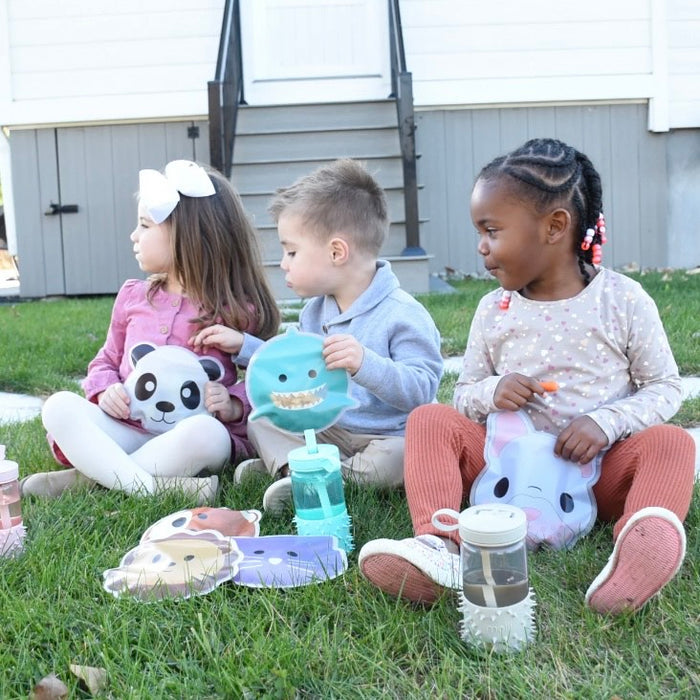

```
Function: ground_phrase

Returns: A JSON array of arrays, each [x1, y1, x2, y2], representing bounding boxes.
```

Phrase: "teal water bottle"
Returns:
[[288, 431, 353, 552]]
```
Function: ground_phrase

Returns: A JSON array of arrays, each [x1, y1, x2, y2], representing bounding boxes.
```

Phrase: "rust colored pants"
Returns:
[[405, 404, 696, 545]]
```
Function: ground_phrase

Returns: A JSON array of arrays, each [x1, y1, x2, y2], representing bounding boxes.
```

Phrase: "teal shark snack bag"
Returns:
[[246, 327, 357, 434]]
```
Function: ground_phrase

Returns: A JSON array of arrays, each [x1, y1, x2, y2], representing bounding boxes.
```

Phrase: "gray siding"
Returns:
[[667, 130, 700, 269], [11, 120, 209, 297], [415, 103, 675, 276], [8, 104, 699, 299]]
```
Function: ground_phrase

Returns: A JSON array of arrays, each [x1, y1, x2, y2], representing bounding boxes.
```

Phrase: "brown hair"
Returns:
[[268, 158, 388, 255], [147, 165, 280, 340]]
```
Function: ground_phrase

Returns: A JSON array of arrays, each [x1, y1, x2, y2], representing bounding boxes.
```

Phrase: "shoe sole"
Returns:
[[585, 506, 686, 614], [358, 536, 460, 603], [360, 551, 442, 604]]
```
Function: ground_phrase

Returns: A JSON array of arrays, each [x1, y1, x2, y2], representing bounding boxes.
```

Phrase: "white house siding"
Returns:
[[668, 0, 700, 128], [400, 0, 700, 132], [0, 0, 224, 126], [400, 1, 653, 105]]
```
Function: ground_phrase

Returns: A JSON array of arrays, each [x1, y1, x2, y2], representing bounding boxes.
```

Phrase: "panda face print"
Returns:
[[123, 343, 225, 434], [134, 372, 202, 418]]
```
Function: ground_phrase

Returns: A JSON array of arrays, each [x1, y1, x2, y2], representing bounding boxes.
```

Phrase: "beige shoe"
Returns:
[[153, 475, 219, 506], [19, 468, 96, 499], [233, 458, 268, 485], [262, 476, 293, 515]]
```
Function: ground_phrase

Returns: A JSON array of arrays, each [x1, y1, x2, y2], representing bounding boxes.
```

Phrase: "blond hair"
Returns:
[[268, 158, 388, 255]]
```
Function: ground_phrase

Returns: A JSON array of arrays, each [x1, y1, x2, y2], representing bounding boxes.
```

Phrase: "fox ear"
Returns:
[[487, 410, 532, 457]]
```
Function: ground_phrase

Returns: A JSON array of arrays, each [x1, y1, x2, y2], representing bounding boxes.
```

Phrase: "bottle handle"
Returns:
[[431, 508, 461, 532]]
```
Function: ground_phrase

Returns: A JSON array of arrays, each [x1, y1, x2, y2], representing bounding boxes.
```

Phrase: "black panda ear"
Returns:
[[199, 356, 225, 382], [129, 342, 158, 368]]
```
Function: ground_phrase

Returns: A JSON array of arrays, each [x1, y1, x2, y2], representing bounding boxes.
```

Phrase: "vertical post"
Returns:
[[388, 0, 423, 255], [208, 80, 223, 174], [397, 73, 422, 254], [388, 0, 398, 98]]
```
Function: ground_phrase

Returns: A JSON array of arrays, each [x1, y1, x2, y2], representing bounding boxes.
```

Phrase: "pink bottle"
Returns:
[[0, 445, 25, 556]]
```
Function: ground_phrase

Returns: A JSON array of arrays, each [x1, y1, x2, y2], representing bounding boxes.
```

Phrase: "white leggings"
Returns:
[[42, 391, 230, 495]]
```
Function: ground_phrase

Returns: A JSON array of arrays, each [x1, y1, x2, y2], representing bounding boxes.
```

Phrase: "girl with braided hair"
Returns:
[[359, 138, 695, 615]]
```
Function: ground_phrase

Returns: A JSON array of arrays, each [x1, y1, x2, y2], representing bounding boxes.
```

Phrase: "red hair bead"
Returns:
[[581, 228, 594, 251]]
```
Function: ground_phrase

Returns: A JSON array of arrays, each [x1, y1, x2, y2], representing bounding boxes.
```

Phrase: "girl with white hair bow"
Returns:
[[23, 160, 280, 503]]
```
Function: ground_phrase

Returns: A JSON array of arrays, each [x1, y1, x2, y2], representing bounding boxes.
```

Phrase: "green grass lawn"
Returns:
[[0, 271, 698, 698]]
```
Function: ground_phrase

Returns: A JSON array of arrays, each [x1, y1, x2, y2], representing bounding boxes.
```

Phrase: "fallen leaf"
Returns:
[[70, 664, 107, 695], [30, 674, 69, 700]]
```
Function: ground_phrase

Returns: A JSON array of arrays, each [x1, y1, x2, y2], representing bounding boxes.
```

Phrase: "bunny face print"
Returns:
[[471, 410, 602, 550]]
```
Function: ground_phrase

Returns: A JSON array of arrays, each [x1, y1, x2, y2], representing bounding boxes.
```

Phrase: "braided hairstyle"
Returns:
[[478, 138, 604, 284]]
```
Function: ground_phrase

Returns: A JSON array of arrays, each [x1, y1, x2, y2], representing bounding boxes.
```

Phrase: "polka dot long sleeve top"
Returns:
[[453, 268, 682, 447]]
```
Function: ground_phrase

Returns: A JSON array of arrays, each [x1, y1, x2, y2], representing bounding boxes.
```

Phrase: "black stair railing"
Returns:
[[209, 0, 423, 256], [388, 0, 424, 255], [208, 0, 244, 177]]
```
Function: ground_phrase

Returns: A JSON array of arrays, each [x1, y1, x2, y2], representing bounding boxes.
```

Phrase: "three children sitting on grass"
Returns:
[[21, 148, 696, 617]]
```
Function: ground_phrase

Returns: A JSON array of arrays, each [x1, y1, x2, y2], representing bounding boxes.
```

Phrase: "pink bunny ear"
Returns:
[[488, 411, 533, 456], [578, 461, 595, 479]]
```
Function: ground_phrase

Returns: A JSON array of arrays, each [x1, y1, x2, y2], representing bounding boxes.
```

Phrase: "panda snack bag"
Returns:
[[123, 343, 225, 434]]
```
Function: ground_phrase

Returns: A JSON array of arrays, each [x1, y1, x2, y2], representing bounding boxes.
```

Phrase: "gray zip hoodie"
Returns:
[[298, 260, 443, 435]]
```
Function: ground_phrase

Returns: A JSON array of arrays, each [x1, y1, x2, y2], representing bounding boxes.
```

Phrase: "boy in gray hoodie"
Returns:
[[236, 158, 443, 512]]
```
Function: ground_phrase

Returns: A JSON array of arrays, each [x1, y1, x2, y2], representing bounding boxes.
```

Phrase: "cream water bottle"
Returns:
[[433, 503, 535, 652]]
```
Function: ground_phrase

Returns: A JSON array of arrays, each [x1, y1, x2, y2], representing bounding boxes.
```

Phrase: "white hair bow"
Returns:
[[138, 160, 216, 224]]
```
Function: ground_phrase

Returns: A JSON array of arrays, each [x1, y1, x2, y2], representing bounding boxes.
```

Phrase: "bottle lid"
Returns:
[[0, 448, 19, 483], [458, 504, 527, 547], [288, 443, 341, 474]]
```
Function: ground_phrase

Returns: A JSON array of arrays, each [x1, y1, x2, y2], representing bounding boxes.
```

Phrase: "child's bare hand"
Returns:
[[322, 334, 364, 376], [190, 324, 244, 355], [98, 383, 131, 420], [493, 373, 545, 411], [555, 416, 608, 464], [204, 381, 242, 422]]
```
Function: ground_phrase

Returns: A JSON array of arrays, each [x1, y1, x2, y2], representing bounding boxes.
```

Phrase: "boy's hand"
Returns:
[[204, 381, 243, 422], [98, 382, 131, 420], [190, 325, 244, 355], [555, 416, 608, 464], [494, 373, 545, 411], [322, 334, 364, 376]]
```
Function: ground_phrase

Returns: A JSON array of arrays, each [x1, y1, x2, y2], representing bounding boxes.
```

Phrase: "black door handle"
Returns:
[[44, 202, 79, 215]]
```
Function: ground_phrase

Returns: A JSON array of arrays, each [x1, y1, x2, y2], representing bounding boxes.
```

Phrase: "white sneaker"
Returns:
[[359, 534, 461, 604], [19, 468, 96, 499], [233, 458, 268, 485], [262, 476, 293, 515]]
